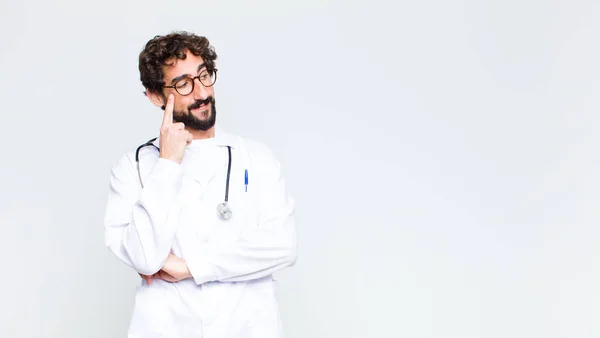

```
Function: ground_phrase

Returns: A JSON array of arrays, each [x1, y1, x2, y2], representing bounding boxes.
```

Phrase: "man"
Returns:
[[103, 31, 298, 338]]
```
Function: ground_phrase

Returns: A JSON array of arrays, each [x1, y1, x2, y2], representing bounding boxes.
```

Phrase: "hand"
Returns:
[[161, 253, 193, 281], [139, 254, 192, 285], [159, 94, 193, 164], [140, 270, 178, 285]]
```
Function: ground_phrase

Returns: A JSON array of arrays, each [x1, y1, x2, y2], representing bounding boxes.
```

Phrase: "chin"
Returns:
[[192, 108, 210, 118], [198, 113, 211, 121]]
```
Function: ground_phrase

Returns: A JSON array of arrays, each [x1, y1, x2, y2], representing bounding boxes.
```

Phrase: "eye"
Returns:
[[176, 79, 192, 89]]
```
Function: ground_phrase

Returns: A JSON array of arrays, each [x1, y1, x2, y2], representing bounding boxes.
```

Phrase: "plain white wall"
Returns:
[[1, 0, 599, 337]]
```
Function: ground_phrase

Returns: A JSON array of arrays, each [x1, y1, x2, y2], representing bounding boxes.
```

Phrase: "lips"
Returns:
[[192, 103, 208, 110], [189, 98, 211, 111]]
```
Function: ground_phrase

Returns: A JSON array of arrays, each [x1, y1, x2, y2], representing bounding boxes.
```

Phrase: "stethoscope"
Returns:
[[135, 137, 234, 221]]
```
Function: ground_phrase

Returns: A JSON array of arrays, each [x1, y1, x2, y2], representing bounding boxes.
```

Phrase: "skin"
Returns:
[[140, 51, 217, 285], [147, 52, 217, 142]]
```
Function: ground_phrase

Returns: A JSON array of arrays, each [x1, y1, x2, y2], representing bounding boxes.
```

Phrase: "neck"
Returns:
[[187, 126, 215, 140]]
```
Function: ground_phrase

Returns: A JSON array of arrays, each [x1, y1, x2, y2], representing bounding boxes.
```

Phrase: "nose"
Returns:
[[192, 77, 210, 100]]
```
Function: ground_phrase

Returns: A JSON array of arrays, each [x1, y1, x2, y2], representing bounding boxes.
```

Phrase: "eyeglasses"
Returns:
[[163, 68, 218, 96]]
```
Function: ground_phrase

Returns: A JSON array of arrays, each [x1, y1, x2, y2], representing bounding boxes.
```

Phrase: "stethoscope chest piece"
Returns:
[[217, 145, 234, 221], [217, 202, 233, 220]]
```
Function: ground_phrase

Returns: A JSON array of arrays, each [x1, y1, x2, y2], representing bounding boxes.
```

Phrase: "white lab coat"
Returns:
[[103, 127, 297, 338]]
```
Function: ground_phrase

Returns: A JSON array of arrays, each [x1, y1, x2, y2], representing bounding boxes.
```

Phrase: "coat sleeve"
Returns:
[[103, 152, 184, 275], [184, 144, 298, 284]]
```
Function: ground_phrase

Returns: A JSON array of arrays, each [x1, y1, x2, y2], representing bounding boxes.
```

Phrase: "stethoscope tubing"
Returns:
[[134, 138, 233, 219]]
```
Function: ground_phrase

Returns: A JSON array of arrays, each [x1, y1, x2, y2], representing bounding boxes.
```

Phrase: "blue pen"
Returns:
[[244, 169, 248, 192]]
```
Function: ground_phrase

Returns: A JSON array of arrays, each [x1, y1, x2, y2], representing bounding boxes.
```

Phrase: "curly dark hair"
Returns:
[[139, 31, 218, 95]]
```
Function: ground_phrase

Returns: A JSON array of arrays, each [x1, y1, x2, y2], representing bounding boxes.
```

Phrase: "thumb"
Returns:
[[140, 273, 153, 286]]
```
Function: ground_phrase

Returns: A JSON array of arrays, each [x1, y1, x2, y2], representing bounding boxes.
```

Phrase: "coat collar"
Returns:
[[150, 126, 237, 149]]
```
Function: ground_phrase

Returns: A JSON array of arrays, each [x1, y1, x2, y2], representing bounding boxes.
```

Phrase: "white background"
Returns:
[[1, 0, 599, 337]]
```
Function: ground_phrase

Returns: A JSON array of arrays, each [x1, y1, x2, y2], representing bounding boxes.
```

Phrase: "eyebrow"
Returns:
[[169, 63, 206, 84]]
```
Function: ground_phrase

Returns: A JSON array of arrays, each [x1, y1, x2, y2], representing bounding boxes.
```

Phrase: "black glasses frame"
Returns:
[[163, 68, 218, 96]]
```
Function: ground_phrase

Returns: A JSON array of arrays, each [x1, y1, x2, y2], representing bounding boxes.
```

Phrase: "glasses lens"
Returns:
[[200, 69, 217, 87], [175, 78, 194, 95]]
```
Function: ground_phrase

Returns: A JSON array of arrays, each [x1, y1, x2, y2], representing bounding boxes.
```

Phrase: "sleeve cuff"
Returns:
[[149, 158, 182, 183], [185, 248, 217, 285]]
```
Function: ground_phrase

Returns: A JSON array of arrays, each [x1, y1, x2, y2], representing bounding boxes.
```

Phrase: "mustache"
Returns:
[[188, 97, 214, 111]]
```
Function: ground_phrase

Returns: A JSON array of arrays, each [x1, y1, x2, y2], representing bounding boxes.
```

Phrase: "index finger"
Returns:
[[161, 94, 174, 127]]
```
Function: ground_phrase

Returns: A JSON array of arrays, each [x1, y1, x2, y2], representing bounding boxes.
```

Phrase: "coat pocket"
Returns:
[[128, 284, 173, 336]]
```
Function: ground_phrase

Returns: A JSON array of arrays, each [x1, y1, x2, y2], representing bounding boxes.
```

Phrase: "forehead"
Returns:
[[163, 52, 205, 81]]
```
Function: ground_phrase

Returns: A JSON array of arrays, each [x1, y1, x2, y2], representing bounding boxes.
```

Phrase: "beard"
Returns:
[[172, 96, 217, 131]]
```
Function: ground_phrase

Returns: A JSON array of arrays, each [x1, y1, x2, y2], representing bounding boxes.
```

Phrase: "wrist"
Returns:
[[184, 264, 193, 280], [165, 254, 193, 280], [159, 154, 182, 165]]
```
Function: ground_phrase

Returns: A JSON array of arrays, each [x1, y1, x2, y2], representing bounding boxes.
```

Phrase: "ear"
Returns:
[[146, 90, 167, 110]]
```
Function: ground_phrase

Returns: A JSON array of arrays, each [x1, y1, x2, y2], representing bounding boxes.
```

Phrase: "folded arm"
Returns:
[[104, 153, 183, 276], [185, 146, 298, 284]]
